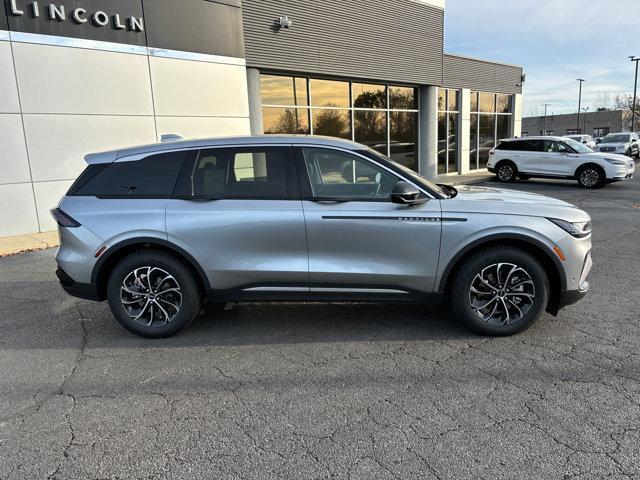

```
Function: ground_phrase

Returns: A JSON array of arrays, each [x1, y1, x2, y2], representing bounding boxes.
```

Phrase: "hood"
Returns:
[[441, 185, 589, 222]]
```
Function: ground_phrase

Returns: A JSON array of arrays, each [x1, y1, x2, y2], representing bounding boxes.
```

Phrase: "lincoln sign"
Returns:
[[7, 0, 144, 32]]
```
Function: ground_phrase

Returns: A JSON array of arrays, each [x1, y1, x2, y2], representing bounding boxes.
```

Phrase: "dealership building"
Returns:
[[0, 0, 523, 238]]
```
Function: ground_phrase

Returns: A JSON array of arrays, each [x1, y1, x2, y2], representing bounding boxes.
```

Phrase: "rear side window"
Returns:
[[193, 147, 293, 199], [73, 151, 187, 198], [506, 139, 542, 152]]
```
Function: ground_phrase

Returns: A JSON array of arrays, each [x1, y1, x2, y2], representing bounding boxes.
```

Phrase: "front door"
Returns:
[[540, 140, 577, 176], [165, 146, 309, 298], [297, 146, 442, 299]]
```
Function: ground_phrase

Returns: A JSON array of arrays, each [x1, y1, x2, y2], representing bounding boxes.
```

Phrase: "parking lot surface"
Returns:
[[1, 175, 639, 479]]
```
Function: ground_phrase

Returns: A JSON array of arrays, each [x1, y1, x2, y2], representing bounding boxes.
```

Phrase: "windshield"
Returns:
[[359, 149, 449, 198], [601, 134, 630, 143], [563, 138, 593, 153]]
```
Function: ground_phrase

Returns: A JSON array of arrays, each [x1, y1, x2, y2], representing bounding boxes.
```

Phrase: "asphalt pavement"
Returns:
[[1, 174, 639, 479]]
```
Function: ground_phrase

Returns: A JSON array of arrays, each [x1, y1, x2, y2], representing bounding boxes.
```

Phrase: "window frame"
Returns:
[[181, 145, 301, 201], [293, 146, 431, 203]]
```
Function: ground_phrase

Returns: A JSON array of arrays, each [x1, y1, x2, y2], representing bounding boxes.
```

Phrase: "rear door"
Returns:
[[539, 140, 577, 176], [507, 139, 542, 174], [165, 145, 309, 298], [297, 146, 442, 299]]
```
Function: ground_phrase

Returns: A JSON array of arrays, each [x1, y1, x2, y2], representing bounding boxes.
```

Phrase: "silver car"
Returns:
[[53, 136, 593, 338]]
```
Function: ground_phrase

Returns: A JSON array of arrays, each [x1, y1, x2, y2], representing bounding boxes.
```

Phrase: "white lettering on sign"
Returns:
[[8, 2, 145, 32]]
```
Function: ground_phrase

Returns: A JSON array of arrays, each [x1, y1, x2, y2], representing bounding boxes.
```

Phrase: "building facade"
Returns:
[[0, 0, 523, 238], [522, 110, 630, 138]]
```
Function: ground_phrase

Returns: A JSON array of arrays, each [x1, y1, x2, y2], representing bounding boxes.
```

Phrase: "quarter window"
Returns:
[[73, 151, 187, 197], [302, 148, 401, 200], [193, 147, 292, 199]]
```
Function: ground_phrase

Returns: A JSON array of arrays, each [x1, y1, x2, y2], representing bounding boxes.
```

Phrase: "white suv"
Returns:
[[487, 136, 635, 188], [593, 132, 640, 158]]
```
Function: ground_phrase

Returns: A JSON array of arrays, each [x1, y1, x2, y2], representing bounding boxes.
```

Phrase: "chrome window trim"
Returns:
[[6, 31, 246, 66]]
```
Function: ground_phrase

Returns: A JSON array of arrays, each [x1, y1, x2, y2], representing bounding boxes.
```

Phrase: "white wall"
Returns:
[[0, 34, 250, 237]]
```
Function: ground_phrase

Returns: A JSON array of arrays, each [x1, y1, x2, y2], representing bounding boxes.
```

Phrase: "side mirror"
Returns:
[[582, 140, 587, 144], [390, 181, 426, 206]]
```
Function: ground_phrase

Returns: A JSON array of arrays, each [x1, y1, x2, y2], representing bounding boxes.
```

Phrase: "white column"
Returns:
[[458, 89, 471, 174], [511, 93, 523, 137], [246, 68, 263, 135], [418, 85, 438, 179]]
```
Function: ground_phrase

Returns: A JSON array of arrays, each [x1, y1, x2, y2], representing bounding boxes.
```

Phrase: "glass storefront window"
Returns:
[[354, 110, 387, 154], [438, 89, 446, 112], [447, 89, 458, 111], [470, 114, 478, 170], [437, 88, 460, 174], [389, 86, 417, 110], [479, 92, 495, 113], [478, 114, 495, 168], [496, 94, 511, 114], [496, 114, 510, 143], [447, 113, 458, 173], [437, 112, 447, 174], [260, 74, 418, 170], [390, 111, 417, 170], [263, 107, 310, 134], [470, 92, 479, 112], [310, 79, 350, 108], [312, 109, 351, 139], [260, 74, 308, 106], [352, 83, 387, 109]]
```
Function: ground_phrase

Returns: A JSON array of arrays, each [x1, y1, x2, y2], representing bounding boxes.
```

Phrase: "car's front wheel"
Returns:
[[576, 166, 604, 188], [495, 161, 517, 182], [107, 250, 201, 338], [450, 246, 549, 336]]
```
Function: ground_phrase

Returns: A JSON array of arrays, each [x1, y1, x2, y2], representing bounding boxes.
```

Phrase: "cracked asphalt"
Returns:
[[1, 174, 639, 480]]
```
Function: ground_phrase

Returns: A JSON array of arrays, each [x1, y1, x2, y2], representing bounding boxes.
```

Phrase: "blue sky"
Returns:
[[444, 0, 639, 117]]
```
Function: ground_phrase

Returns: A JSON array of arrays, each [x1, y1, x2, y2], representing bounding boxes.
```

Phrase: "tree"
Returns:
[[593, 92, 612, 112], [313, 108, 348, 138], [613, 94, 640, 131]]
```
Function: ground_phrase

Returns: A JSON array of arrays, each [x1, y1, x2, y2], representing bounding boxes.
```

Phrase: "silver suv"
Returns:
[[53, 136, 593, 338]]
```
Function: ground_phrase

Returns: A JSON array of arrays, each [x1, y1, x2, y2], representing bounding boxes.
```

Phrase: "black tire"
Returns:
[[517, 174, 531, 180], [450, 246, 549, 336], [495, 161, 517, 182], [576, 165, 605, 189], [107, 250, 201, 338]]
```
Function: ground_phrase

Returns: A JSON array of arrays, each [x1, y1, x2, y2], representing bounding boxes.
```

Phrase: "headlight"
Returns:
[[604, 157, 627, 165], [548, 218, 592, 238]]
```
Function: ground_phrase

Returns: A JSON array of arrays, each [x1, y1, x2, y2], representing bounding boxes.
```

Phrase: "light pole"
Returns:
[[541, 104, 551, 135], [576, 78, 585, 133], [630, 56, 639, 133], [581, 107, 589, 135]]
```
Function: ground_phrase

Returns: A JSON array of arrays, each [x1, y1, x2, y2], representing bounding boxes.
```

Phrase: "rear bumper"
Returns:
[[56, 266, 102, 301]]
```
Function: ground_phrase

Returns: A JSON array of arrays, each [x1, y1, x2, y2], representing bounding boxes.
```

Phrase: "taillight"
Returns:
[[50, 208, 81, 228]]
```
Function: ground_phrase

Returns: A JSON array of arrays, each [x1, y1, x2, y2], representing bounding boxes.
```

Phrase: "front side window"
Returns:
[[302, 148, 401, 200], [193, 147, 292, 199], [74, 151, 187, 197]]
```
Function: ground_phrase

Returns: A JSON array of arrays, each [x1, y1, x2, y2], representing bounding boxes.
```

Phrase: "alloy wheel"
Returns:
[[579, 169, 599, 187], [120, 267, 182, 326], [498, 165, 514, 181], [468, 262, 535, 325]]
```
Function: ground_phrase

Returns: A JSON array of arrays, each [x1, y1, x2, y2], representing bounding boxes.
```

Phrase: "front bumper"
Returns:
[[56, 266, 102, 301], [558, 282, 589, 308]]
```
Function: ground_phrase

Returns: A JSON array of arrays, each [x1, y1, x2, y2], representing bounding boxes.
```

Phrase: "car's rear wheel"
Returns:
[[576, 166, 604, 188], [107, 250, 201, 338], [495, 161, 517, 182], [450, 246, 549, 336]]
